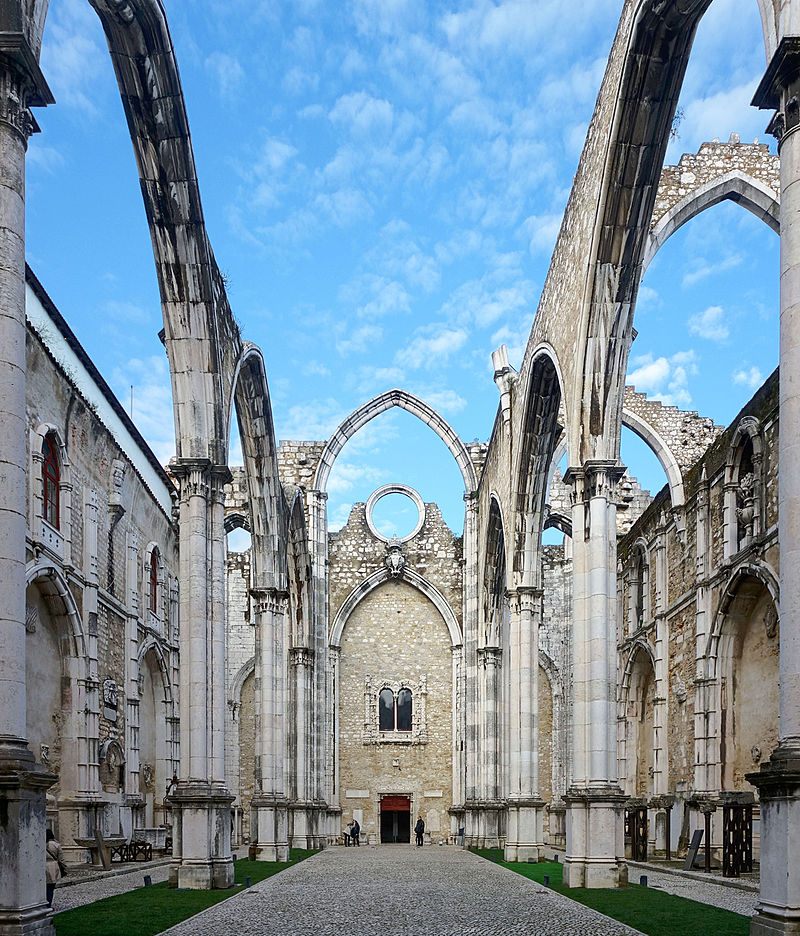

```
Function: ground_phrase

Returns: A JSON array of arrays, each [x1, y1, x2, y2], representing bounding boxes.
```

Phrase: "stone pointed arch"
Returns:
[[25, 560, 86, 662], [513, 347, 564, 582], [287, 489, 311, 647], [230, 656, 256, 707], [644, 169, 779, 272], [312, 389, 477, 494], [329, 568, 462, 649], [137, 636, 174, 704], [482, 494, 507, 646], [621, 406, 685, 506], [230, 344, 285, 590], [705, 561, 780, 672]]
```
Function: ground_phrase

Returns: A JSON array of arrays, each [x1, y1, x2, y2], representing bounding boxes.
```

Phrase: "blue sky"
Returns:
[[26, 0, 778, 537]]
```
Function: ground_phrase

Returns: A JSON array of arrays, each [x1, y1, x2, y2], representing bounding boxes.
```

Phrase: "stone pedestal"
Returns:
[[563, 787, 628, 888], [505, 797, 545, 861], [463, 799, 504, 849], [250, 794, 289, 861], [168, 783, 234, 889], [0, 743, 57, 936], [748, 750, 800, 935]]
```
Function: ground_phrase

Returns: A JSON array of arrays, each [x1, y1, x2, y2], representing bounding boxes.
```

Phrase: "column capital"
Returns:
[[753, 36, 800, 144], [289, 646, 314, 668], [250, 586, 288, 616], [564, 460, 625, 504], [506, 586, 542, 615], [0, 35, 53, 142]]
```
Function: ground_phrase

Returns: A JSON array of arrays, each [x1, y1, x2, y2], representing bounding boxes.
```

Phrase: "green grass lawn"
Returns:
[[473, 850, 751, 936], [54, 851, 316, 936]]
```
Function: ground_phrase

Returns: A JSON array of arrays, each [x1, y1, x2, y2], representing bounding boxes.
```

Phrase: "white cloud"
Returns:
[[40, 0, 107, 114], [627, 350, 698, 408], [111, 356, 175, 465], [336, 323, 384, 356], [682, 254, 742, 287], [276, 398, 346, 441], [732, 366, 764, 390], [413, 388, 467, 413], [688, 305, 730, 343], [519, 212, 563, 256], [205, 52, 245, 97], [302, 360, 331, 377], [329, 92, 394, 138], [395, 325, 469, 369]]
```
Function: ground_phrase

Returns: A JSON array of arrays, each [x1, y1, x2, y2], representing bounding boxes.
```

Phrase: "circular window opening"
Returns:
[[366, 484, 425, 543]]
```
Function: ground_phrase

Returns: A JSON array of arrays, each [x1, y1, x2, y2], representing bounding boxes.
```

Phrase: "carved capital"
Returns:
[[753, 37, 800, 145], [289, 646, 314, 668], [0, 37, 53, 142], [565, 460, 625, 505], [169, 457, 212, 501], [251, 587, 288, 617]]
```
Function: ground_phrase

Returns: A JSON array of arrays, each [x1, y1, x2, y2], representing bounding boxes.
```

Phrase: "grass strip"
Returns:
[[473, 850, 750, 936], [54, 851, 316, 936]]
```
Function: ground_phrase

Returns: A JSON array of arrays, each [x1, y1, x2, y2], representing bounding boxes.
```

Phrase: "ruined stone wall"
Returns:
[[651, 140, 779, 230], [618, 371, 780, 811], [25, 314, 179, 847]]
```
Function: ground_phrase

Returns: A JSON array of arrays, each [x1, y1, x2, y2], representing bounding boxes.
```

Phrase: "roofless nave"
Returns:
[[1, 2, 799, 936]]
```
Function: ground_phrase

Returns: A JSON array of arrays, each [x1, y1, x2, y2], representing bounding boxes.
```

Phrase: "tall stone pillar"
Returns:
[[289, 645, 314, 848], [562, 462, 626, 888], [477, 645, 503, 847], [749, 39, 800, 935], [249, 587, 289, 861], [168, 460, 233, 889], [505, 587, 545, 861], [462, 492, 481, 843], [0, 31, 55, 936]]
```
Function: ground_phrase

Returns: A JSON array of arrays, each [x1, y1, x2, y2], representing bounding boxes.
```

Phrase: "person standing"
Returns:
[[415, 815, 425, 847], [45, 829, 64, 907], [344, 821, 352, 846], [351, 818, 360, 846]]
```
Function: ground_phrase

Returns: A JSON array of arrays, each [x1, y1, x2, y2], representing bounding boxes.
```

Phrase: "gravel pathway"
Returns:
[[160, 845, 644, 936]]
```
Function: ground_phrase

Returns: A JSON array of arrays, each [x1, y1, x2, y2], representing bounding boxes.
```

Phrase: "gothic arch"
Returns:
[[513, 348, 564, 583], [224, 511, 251, 534], [706, 561, 780, 672], [643, 170, 780, 271], [483, 495, 508, 647], [25, 560, 86, 662], [137, 636, 174, 704], [312, 389, 477, 494], [287, 491, 311, 647], [329, 568, 462, 649], [231, 656, 256, 707], [621, 407, 685, 507], [230, 344, 285, 590]]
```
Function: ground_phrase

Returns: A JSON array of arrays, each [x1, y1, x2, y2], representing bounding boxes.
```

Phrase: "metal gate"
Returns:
[[722, 803, 753, 877], [626, 806, 648, 862]]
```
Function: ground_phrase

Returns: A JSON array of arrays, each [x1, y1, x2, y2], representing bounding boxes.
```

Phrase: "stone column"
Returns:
[[505, 587, 545, 860], [288, 645, 313, 848], [249, 587, 289, 861], [462, 492, 481, 843], [477, 645, 502, 847], [562, 462, 626, 888], [0, 34, 55, 936], [749, 38, 800, 935], [167, 459, 233, 890]]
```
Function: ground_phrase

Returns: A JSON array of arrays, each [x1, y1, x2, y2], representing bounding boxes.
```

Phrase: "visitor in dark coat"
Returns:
[[415, 815, 425, 847], [351, 818, 360, 846]]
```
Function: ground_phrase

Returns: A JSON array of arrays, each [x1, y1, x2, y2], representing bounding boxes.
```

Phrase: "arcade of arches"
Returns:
[[2, 2, 800, 936]]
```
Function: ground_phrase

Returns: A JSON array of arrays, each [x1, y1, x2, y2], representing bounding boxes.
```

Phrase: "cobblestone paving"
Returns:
[[53, 862, 171, 912], [161, 846, 644, 936], [635, 869, 757, 917]]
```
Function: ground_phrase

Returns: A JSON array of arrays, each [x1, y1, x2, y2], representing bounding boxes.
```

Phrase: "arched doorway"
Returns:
[[380, 795, 411, 843]]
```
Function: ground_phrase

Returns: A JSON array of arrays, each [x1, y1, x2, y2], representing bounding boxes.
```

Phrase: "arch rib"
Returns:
[[329, 567, 462, 649], [621, 406, 685, 507], [312, 389, 477, 493]]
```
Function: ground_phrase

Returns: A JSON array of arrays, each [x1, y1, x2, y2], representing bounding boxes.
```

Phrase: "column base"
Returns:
[[168, 781, 234, 889], [250, 793, 289, 862], [505, 797, 545, 862], [563, 786, 627, 889], [747, 745, 800, 935], [289, 800, 325, 849], [463, 799, 505, 849], [0, 741, 57, 936]]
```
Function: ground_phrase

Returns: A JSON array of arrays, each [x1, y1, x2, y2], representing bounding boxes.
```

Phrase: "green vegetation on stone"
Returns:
[[54, 851, 317, 936], [473, 850, 750, 936]]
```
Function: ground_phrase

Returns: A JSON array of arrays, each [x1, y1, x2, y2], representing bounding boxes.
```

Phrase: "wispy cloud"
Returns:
[[627, 350, 699, 408], [688, 305, 730, 343], [682, 254, 742, 287], [205, 51, 245, 97], [732, 365, 764, 389], [395, 325, 469, 369]]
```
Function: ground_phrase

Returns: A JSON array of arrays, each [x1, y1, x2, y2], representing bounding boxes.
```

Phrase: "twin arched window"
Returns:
[[42, 433, 60, 529], [379, 687, 412, 732]]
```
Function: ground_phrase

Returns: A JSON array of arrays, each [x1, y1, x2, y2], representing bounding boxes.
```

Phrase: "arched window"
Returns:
[[735, 436, 755, 551], [396, 688, 412, 732], [379, 688, 394, 731], [149, 546, 159, 615], [42, 434, 60, 529]]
